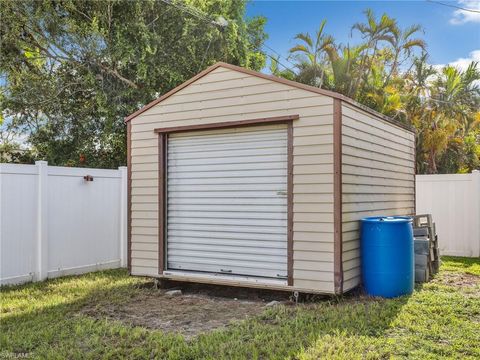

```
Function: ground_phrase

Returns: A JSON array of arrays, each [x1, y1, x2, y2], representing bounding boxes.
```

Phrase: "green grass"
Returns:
[[440, 256, 480, 275], [1, 257, 479, 359]]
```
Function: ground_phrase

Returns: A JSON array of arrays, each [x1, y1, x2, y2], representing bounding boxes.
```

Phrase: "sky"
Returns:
[[246, 0, 480, 71]]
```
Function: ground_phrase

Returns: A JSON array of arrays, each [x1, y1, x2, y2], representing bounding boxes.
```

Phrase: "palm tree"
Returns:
[[324, 44, 365, 97], [361, 59, 403, 118], [385, 24, 426, 85], [409, 60, 480, 173], [350, 9, 396, 96], [288, 19, 334, 87], [433, 62, 480, 134]]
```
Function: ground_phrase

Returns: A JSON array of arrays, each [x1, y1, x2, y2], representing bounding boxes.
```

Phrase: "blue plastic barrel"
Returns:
[[360, 216, 414, 298]]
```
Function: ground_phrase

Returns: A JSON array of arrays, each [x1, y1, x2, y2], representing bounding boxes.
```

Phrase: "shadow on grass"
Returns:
[[0, 269, 415, 359]]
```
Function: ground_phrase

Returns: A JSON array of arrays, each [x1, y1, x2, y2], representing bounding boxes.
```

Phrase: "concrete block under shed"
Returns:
[[165, 289, 182, 297]]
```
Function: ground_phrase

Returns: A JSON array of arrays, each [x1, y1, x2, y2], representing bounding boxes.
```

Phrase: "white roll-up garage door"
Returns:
[[166, 124, 288, 279]]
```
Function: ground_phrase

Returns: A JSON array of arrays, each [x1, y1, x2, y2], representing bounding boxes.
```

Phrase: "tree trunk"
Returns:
[[428, 148, 438, 174], [384, 50, 399, 87]]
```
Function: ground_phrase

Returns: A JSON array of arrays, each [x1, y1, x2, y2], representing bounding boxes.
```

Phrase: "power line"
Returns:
[[159, 0, 297, 74], [262, 42, 298, 68], [158, 0, 228, 71], [426, 0, 480, 13], [158, 0, 225, 27], [262, 50, 296, 74]]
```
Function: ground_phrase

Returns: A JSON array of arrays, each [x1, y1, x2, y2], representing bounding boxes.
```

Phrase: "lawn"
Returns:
[[1, 256, 479, 359]]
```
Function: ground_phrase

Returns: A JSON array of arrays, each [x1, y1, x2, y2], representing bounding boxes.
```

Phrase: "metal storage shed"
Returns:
[[125, 62, 415, 295]]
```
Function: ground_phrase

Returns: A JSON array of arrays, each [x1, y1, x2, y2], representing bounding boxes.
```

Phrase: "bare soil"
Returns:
[[432, 271, 480, 296], [81, 282, 291, 338]]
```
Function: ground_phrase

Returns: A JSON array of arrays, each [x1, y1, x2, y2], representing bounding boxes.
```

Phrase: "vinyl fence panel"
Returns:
[[416, 171, 480, 257], [0, 162, 127, 285], [0, 164, 39, 284]]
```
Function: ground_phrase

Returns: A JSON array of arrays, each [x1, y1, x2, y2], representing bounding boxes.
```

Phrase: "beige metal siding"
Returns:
[[130, 66, 335, 292], [341, 103, 415, 291]]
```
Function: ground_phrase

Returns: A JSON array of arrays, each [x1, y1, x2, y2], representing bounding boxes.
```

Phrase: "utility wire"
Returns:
[[158, 0, 221, 27], [262, 43, 297, 67], [159, 0, 297, 74], [158, 0, 227, 71], [262, 50, 296, 74], [426, 0, 480, 13]]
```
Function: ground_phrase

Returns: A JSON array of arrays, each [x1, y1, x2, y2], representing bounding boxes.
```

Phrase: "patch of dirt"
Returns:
[[433, 272, 480, 294], [80, 282, 291, 338]]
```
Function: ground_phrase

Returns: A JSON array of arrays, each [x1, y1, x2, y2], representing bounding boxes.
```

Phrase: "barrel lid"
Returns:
[[360, 216, 412, 223]]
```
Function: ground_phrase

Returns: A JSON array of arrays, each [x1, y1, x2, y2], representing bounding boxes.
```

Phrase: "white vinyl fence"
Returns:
[[416, 171, 480, 257], [0, 161, 127, 285]]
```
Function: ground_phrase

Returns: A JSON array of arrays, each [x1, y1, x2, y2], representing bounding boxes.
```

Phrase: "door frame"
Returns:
[[154, 114, 298, 285]]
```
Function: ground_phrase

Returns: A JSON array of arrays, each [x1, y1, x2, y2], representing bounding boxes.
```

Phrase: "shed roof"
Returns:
[[125, 62, 413, 132]]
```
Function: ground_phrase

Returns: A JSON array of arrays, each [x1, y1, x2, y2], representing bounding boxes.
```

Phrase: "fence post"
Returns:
[[119, 166, 128, 267], [0, 164, 3, 274], [36, 161, 49, 281], [472, 170, 480, 257]]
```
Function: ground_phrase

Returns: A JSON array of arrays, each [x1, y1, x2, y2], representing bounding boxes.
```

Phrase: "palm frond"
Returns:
[[365, 8, 376, 31], [403, 24, 423, 40], [289, 44, 310, 54], [293, 32, 313, 48], [403, 39, 427, 52], [316, 20, 327, 47]]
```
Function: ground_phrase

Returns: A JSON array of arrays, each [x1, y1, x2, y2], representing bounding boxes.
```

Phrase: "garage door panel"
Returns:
[[168, 132, 287, 147], [168, 261, 286, 278], [169, 154, 287, 166], [169, 128, 287, 141], [168, 204, 287, 213], [168, 191, 284, 199], [168, 210, 287, 220], [168, 217, 287, 227], [170, 147, 287, 160], [168, 258, 286, 269], [169, 197, 286, 205], [168, 230, 286, 242], [168, 223, 287, 234], [170, 255, 286, 277], [168, 169, 286, 179], [168, 237, 288, 250], [169, 138, 287, 153], [167, 125, 288, 278], [169, 250, 287, 263], [167, 175, 287, 185], [167, 183, 285, 192]]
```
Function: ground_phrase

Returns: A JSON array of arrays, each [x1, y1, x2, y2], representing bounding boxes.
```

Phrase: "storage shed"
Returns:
[[125, 62, 415, 295]]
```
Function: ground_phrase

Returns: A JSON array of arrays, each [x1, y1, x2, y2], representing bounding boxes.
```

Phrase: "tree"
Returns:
[[424, 63, 480, 173], [288, 20, 334, 87], [323, 44, 365, 97], [405, 57, 480, 173], [0, 0, 267, 167], [350, 9, 396, 97], [384, 23, 426, 85], [269, 56, 295, 80], [275, 10, 479, 174]]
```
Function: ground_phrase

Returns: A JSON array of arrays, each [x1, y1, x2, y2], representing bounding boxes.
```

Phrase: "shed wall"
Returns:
[[129, 67, 336, 292], [341, 103, 416, 291]]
